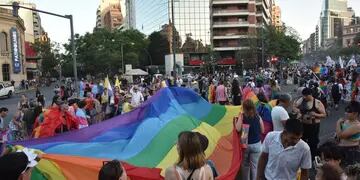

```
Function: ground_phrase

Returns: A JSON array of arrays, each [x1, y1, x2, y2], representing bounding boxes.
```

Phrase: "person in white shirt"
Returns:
[[257, 119, 312, 180], [130, 86, 144, 107], [271, 94, 291, 131]]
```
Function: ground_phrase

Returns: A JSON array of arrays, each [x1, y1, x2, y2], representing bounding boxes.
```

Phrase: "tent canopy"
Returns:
[[125, 69, 149, 76]]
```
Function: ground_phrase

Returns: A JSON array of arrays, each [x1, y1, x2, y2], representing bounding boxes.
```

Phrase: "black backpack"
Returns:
[[331, 83, 341, 96]]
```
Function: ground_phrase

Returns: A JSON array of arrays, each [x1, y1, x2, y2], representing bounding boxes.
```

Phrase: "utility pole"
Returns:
[[261, 24, 265, 68], [121, 44, 124, 73], [67, 15, 78, 95], [171, 0, 176, 75]]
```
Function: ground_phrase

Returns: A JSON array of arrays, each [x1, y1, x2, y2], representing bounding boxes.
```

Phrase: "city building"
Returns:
[[134, 0, 211, 66], [271, 2, 282, 30], [124, 0, 135, 29], [96, 0, 125, 30], [0, 0, 44, 43], [210, 0, 272, 67], [0, 0, 46, 80], [320, 0, 354, 47], [0, 7, 27, 83], [342, 23, 360, 47]]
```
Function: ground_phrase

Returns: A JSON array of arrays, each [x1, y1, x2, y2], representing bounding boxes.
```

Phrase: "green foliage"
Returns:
[[147, 31, 170, 65], [31, 40, 60, 77], [264, 25, 302, 62], [63, 29, 148, 76]]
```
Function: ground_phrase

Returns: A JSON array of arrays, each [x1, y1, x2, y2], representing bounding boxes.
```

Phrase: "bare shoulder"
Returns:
[[164, 166, 176, 179]]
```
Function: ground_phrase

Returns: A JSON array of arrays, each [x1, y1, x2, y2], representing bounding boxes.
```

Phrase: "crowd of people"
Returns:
[[1, 56, 360, 179]]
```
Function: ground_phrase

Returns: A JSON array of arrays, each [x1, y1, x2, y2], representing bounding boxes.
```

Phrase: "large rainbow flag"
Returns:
[[14, 87, 243, 180]]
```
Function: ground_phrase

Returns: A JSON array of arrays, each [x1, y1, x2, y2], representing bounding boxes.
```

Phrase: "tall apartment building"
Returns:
[[210, 0, 272, 66], [271, 3, 282, 30], [320, 0, 354, 47], [96, 0, 124, 30], [342, 23, 360, 47], [124, 0, 136, 29]]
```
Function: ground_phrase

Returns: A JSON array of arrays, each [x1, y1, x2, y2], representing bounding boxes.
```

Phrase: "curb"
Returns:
[[15, 88, 36, 94]]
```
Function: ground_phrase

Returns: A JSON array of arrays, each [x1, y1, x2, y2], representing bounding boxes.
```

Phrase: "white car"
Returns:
[[0, 82, 15, 98]]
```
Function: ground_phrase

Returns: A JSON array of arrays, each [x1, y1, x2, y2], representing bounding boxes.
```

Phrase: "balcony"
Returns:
[[213, 21, 252, 28], [213, 9, 250, 16], [213, 32, 250, 39], [0, 52, 10, 57], [213, 46, 250, 51], [212, 0, 249, 5]]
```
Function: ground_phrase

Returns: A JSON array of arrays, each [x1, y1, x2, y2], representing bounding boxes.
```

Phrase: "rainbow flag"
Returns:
[[320, 81, 327, 95], [14, 88, 243, 180]]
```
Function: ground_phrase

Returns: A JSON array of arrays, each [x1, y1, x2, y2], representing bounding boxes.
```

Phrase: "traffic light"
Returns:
[[12, 2, 19, 17]]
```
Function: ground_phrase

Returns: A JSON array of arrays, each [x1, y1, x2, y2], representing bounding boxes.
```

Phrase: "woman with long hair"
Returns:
[[165, 131, 213, 180], [235, 99, 264, 180]]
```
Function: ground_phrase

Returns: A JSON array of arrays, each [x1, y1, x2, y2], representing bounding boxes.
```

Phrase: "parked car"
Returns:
[[0, 82, 15, 98]]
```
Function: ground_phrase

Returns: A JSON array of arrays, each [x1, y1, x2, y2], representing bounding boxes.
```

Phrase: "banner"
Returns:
[[10, 27, 21, 73]]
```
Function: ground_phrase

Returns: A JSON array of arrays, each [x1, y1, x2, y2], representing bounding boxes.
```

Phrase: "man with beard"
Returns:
[[293, 87, 326, 160]]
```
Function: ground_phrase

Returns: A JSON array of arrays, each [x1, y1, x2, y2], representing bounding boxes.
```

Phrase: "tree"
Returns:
[[147, 31, 170, 65], [31, 40, 61, 77], [63, 29, 148, 76], [264, 25, 301, 62], [181, 35, 206, 53]]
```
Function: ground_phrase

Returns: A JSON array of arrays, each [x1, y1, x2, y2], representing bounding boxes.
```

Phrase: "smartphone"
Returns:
[[314, 156, 323, 167]]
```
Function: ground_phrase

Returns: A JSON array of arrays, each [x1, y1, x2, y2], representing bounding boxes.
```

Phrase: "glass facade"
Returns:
[[134, 0, 211, 46], [134, 0, 169, 35], [171, 0, 211, 46], [320, 0, 349, 46]]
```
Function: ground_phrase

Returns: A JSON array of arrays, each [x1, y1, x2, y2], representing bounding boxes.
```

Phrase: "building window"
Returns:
[[0, 32, 8, 52], [2, 64, 10, 81]]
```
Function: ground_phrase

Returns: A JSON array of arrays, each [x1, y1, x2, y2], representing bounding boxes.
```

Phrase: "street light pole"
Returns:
[[0, 3, 79, 96], [171, 0, 176, 75], [121, 43, 124, 74], [67, 15, 78, 95], [261, 24, 265, 68]]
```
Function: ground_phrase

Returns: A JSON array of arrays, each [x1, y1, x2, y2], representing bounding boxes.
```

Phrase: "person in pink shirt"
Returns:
[[216, 80, 228, 105]]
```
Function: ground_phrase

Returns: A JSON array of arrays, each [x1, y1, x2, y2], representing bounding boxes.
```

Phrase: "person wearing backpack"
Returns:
[[235, 99, 264, 180], [332, 80, 343, 110]]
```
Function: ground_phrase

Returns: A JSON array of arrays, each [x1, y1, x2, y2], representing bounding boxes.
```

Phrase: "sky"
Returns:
[[13, 0, 360, 44], [277, 0, 360, 40]]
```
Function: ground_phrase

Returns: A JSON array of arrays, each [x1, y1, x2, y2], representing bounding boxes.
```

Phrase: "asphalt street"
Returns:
[[0, 84, 55, 125]]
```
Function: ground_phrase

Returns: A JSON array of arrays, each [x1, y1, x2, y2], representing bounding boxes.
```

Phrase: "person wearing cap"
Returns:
[[0, 148, 40, 180], [335, 101, 360, 167], [271, 93, 291, 131], [293, 87, 326, 160]]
